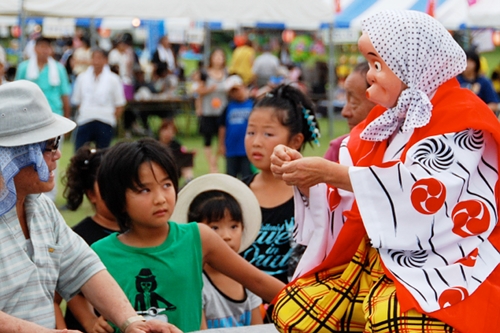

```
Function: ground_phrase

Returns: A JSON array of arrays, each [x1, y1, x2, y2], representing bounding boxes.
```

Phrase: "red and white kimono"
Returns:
[[293, 78, 500, 332]]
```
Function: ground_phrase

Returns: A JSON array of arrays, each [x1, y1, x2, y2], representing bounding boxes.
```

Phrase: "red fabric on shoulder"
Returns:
[[292, 78, 500, 332]]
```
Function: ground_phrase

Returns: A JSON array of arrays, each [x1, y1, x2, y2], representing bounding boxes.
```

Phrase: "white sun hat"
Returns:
[[171, 173, 261, 253], [0, 80, 76, 147]]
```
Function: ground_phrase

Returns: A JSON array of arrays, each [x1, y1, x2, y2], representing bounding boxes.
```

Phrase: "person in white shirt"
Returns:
[[252, 44, 280, 88], [72, 48, 126, 151], [108, 35, 135, 101]]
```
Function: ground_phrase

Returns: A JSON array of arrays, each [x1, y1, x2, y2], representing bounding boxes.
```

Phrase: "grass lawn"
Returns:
[[57, 113, 349, 227]]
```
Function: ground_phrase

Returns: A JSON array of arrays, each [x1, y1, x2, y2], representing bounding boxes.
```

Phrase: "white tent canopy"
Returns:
[[468, 0, 500, 28], [15, 0, 332, 30], [3, 0, 499, 30], [0, 0, 20, 16], [333, 0, 500, 30], [333, 0, 470, 30]]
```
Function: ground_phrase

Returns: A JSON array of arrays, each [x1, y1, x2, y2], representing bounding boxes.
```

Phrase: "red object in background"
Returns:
[[493, 30, 500, 46], [234, 34, 247, 47], [281, 30, 295, 44], [426, 0, 436, 17], [11, 26, 20, 38], [98, 28, 111, 38], [334, 0, 341, 13]]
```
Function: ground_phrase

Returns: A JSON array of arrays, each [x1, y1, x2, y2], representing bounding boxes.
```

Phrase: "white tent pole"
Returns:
[[327, 22, 336, 139], [90, 18, 97, 48], [203, 22, 211, 67]]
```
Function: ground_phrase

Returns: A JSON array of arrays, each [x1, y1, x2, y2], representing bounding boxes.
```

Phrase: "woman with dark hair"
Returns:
[[196, 48, 228, 173], [457, 49, 499, 112]]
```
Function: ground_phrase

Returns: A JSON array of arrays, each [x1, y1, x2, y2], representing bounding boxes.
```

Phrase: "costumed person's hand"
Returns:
[[278, 156, 331, 195], [92, 316, 113, 333], [125, 320, 183, 333], [54, 330, 83, 333], [270, 144, 302, 179]]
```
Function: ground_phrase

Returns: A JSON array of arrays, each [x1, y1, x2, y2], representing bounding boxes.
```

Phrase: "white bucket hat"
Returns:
[[171, 174, 261, 253], [0, 80, 76, 147], [224, 75, 244, 92]]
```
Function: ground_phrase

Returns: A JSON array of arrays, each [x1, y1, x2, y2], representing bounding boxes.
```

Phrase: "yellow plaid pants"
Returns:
[[272, 237, 456, 333]]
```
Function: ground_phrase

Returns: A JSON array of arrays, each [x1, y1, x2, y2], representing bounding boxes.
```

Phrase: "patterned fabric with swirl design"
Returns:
[[349, 127, 499, 313], [292, 78, 500, 321]]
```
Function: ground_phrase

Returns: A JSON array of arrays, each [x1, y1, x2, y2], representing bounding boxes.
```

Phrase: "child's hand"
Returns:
[[92, 316, 113, 333]]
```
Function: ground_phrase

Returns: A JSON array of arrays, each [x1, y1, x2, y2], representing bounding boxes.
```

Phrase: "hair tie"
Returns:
[[302, 108, 321, 146], [83, 148, 97, 165]]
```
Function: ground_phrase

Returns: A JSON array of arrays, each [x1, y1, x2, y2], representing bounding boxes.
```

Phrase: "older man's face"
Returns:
[[341, 71, 376, 130], [13, 139, 61, 197]]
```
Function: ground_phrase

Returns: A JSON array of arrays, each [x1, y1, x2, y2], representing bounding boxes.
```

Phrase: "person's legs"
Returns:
[[363, 276, 456, 333], [93, 121, 114, 149], [226, 156, 238, 177], [200, 116, 219, 173], [74, 122, 94, 152]]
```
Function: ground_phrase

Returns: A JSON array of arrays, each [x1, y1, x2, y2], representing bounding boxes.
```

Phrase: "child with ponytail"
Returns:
[[242, 84, 320, 285]]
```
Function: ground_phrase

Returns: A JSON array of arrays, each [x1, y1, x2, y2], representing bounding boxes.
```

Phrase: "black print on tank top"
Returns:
[[134, 268, 176, 322]]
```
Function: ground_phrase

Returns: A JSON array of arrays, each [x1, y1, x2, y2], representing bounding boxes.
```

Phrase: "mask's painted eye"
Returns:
[[374, 61, 382, 72]]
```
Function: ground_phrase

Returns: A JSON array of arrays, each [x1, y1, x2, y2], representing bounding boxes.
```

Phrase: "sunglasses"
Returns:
[[44, 136, 61, 155]]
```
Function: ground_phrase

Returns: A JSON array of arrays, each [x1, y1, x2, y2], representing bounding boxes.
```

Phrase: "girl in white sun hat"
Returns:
[[171, 173, 264, 328]]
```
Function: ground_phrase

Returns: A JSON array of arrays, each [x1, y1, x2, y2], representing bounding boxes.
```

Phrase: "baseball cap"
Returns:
[[224, 75, 244, 92]]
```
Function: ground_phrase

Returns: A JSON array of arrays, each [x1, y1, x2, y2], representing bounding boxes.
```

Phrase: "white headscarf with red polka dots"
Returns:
[[360, 10, 466, 142]]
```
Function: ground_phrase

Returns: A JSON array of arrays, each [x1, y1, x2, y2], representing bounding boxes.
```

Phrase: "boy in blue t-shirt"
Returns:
[[218, 75, 254, 179]]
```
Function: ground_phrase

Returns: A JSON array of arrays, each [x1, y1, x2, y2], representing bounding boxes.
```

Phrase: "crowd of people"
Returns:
[[1, 8, 500, 333]]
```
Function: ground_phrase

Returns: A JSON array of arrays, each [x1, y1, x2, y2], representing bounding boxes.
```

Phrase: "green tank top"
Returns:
[[91, 222, 203, 332]]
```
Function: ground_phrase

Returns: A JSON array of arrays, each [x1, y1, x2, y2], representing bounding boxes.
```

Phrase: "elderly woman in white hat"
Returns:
[[0, 80, 180, 333]]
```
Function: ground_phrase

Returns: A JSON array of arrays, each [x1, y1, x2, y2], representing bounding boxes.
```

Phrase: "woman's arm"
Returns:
[[199, 224, 285, 302], [196, 82, 216, 96]]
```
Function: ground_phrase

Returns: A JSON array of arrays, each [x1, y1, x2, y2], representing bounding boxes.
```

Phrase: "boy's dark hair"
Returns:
[[63, 146, 108, 211], [465, 49, 481, 76], [188, 190, 243, 225], [254, 84, 319, 151], [97, 138, 179, 232], [35, 36, 52, 46], [91, 47, 109, 59]]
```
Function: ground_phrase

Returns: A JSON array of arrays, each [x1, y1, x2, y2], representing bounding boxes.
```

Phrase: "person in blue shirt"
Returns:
[[218, 75, 254, 179], [457, 49, 499, 113]]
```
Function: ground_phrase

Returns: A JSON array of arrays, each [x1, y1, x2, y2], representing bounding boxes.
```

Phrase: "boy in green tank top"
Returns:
[[88, 139, 284, 333]]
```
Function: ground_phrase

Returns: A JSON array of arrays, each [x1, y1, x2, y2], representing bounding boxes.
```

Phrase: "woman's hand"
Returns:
[[270, 144, 303, 180], [272, 145, 353, 194]]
